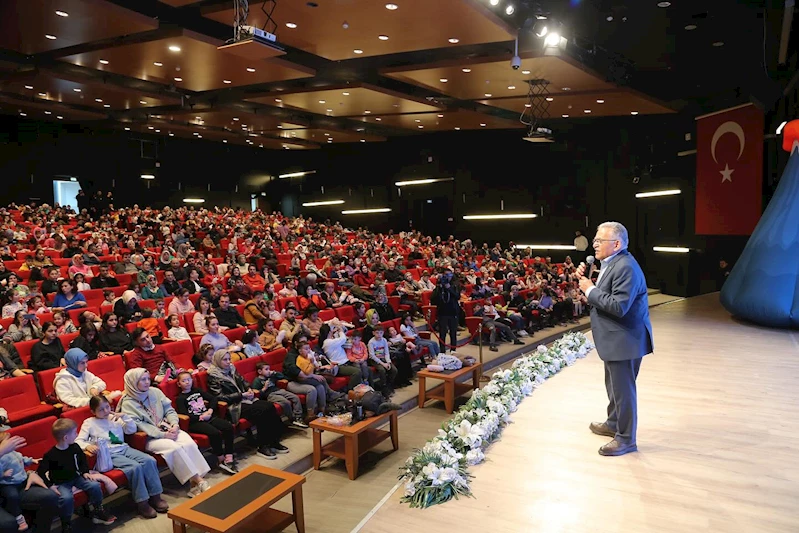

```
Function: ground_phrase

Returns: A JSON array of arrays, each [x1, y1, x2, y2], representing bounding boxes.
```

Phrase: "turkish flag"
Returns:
[[695, 103, 763, 235]]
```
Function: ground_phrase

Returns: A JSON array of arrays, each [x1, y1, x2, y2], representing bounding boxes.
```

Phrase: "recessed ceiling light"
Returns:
[[148, 126, 154, 130], [490, 0, 499, 5], [233, 117, 239, 121], [375, 117, 382, 121], [525, 104, 531, 108], [195, 116, 201, 120], [484, 93, 492, 97], [326, 109, 333, 112], [353, 49, 364, 54], [223, 79, 231, 84], [45, 111, 52, 115], [342, 92, 350, 96], [415, 119, 421, 122], [286, 22, 298, 29], [418, 125, 424, 129], [685, 24, 697, 30], [440, 78, 448, 83], [38, 92, 46, 97], [19, 112, 26, 117], [55, 10, 68, 17], [360, 139, 366, 142], [103, 104, 110, 108], [174, 77, 182, 82], [657, 1, 671, 7], [378, 35, 389, 40], [196, 134, 201, 138], [324, 133, 329, 136], [545, 97, 553, 101], [57, 115, 63, 119], [364, 110, 371, 114], [386, 3, 398, 10], [584, 109, 591, 113], [448, 38, 459, 44], [223, 140, 228, 143], [562, 114, 569, 118], [169, 133, 174, 137], [140, 100, 147, 104], [24, 85, 33, 90], [45, 34, 56, 40], [246, 67, 256, 72], [319, 100, 326, 104], [508, 85, 516, 90], [562, 87, 571, 91], [99, 59, 109, 65], [275, 98, 282, 102], [168, 45, 181, 52], [631, 111, 639, 115], [505, 5, 515, 15], [437, 114, 444, 117], [522, 70, 531, 74], [597, 99, 605, 103], [712, 41, 724, 47], [607, 15, 613, 21], [153, 62, 163, 67], [155, 129, 160, 132], [73, 88, 81, 92], [480, 123, 487, 127], [462, 68, 472, 73], [124, 127, 130, 130]]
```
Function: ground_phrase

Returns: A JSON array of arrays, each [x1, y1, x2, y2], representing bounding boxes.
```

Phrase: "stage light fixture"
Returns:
[[653, 246, 689, 253], [544, 32, 560, 47], [533, 21, 548, 37], [278, 170, 317, 179], [341, 208, 391, 214], [505, 4, 515, 15], [302, 200, 345, 207], [635, 189, 681, 198], [490, 0, 499, 5], [463, 213, 537, 220]]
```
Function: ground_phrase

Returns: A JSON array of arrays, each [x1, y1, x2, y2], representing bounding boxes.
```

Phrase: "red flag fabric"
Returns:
[[695, 103, 763, 235]]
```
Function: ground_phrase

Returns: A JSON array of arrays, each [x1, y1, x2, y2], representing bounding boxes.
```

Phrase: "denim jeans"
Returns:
[[415, 337, 440, 357], [56, 476, 103, 519], [0, 485, 58, 533], [112, 447, 163, 503]]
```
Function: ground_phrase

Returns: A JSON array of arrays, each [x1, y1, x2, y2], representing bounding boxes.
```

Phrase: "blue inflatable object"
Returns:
[[720, 128, 799, 328]]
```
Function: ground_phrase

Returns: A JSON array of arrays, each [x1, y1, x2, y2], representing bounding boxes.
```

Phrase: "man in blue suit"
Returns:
[[577, 222, 653, 456]]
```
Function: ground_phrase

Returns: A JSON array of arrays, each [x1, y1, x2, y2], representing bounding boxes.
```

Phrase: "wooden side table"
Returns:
[[310, 410, 399, 480], [168, 465, 305, 533], [417, 363, 483, 414]]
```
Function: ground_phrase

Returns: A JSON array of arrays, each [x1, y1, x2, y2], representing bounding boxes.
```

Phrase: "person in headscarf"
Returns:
[[113, 290, 142, 325], [362, 308, 381, 343], [53, 348, 110, 408], [206, 350, 287, 460], [117, 368, 211, 499]]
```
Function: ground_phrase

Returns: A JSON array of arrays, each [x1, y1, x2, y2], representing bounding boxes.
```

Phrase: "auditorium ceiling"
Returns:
[[0, 0, 773, 149]]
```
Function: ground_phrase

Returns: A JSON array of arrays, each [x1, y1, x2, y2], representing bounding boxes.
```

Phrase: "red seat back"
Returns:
[[8, 416, 58, 460], [276, 297, 298, 311], [184, 312, 197, 333], [68, 306, 99, 325], [0, 375, 46, 415], [335, 305, 355, 323], [35, 367, 60, 400], [61, 406, 94, 428], [318, 309, 335, 322], [14, 340, 39, 368], [223, 327, 246, 344], [262, 348, 287, 373], [162, 340, 195, 371], [234, 356, 259, 384], [87, 355, 126, 392]]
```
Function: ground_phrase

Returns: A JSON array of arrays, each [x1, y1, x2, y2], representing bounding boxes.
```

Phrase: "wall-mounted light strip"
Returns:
[[278, 170, 317, 179], [302, 200, 345, 207], [394, 177, 454, 186], [463, 213, 537, 220], [635, 189, 681, 198], [183, 198, 205, 204], [140, 174, 155, 180], [653, 246, 689, 253], [341, 208, 391, 215], [516, 244, 576, 250]]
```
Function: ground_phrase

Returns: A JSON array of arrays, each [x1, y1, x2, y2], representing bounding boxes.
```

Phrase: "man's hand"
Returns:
[[579, 277, 594, 294], [575, 263, 587, 278], [0, 435, 25, 457], [25, 471, 48, 491]]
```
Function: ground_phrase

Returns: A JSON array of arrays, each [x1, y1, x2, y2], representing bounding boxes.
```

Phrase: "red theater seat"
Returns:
[[162, 340, 196, 371], [0, 375, 59, 425]]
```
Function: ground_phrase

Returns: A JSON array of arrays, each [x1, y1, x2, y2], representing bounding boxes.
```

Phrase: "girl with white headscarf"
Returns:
[[53, 348, 110, 408], [117, 368, 210, 498]]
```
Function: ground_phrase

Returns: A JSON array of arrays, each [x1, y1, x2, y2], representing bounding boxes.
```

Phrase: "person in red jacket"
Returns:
[[353, 265, 375, 288], [243, 264, 266, 293], [127, 328, 175, 383]]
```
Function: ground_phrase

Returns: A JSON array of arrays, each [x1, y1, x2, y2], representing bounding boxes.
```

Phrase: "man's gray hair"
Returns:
[[597, 221, 629, 249]]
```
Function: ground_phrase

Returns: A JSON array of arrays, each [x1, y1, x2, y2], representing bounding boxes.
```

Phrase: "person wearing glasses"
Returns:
[[576, 222, 653, 457]]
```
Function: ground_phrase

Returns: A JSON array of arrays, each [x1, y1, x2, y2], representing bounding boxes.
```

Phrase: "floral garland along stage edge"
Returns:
[[398, 331, 595, 509]]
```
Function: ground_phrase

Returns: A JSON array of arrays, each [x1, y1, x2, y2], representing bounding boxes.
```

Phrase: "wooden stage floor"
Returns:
[[358, 293, 799, 533]]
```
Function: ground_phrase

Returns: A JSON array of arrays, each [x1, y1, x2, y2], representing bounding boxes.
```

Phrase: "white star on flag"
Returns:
[[720, 163, 734, 183]]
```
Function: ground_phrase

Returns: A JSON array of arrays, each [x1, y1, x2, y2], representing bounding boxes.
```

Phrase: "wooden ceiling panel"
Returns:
[[0, 0, 157, 55], [247, 85, 443, 116], [477, 90, 674, 117], [204, 0, 513, 61], [1, 73, 179, 111], [0, 94, 106, 121], [357, 109, 524, 131], [275, 128, 386, 144], [125, 121, 318, 150], [152, 109, 305, 133], [61, 31, 315, 92], [383, 55, 616, 101]]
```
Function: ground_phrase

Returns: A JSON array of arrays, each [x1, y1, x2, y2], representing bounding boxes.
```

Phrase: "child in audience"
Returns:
[[367, 325, 397, 396], [101, 290, 115, 310], [266, 300, 281, 321], [192, 343, 214, 372], [28, 294, 51, 316], [166, 314, 190, 341], [52, 311, 77, 336], [252, 362, 308, 428], [37, 418, 117, 531], [386, 326, 414, 388], [257, 318, 286, 351], [77, 395, 168, 519], [241, 330, 264, 359], [136, 308, 162, 343], [151, 299, 166, 319], [2, 292, 24, 319], [175, 371, 237, 475], [346, 330, 371, 385], [0, 432, 36, 530]]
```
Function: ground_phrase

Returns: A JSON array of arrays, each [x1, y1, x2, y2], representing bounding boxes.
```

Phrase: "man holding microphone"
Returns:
[[577, 222, 653, 456]]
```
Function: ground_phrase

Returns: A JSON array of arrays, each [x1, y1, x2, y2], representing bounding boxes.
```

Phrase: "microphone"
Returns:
[[586, 256, 595, 266]]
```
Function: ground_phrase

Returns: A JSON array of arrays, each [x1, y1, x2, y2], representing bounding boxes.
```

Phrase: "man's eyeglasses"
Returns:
[[593, 238, 619, 244]]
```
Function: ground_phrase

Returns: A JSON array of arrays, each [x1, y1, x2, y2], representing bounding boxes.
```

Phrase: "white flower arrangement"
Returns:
[[399, 331, 594, 509]]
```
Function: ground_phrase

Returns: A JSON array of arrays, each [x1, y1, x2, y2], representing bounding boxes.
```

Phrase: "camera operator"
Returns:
[[431, 266, 461, 354]]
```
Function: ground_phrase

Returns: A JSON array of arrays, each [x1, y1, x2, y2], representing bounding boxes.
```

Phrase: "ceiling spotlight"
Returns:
[[378, 35, 389, 40], [448, 38, 460, 44], [415, 119, 421, 123], [418, 125, 423, 129], [233, 117, 239, 121], [247, 67, 256, 72], [353, 49, 364, 54], [533, 22, 548, 37], [223, 140, 228, 143], [148, 126, 154, 130], [462, 68, 471, 73], [439, 78, 448, 83], [386, 3, 398, 10], [19, 112, 26, 117], [318, 100, 326, 104], [343, 91, 350, 95], [437, 114, 444, 117], [73, 88, 81, 92], [326, 109, 333, 112], [168, 45, 181, 52], [275, 98, 282, 102], [685, 24, 697, 30], [522, 69, 530, 74], [169, 133, 175, 137], [631, 111, 639, 115], [124, 126, 130, 130], [490, 0, 499, 5], [286, 22, 298, 28], [45, 34, 57, 40], [545, 97, 553, 101], [712, 41, 724, 47], [525, 104, 531, 108], [544, 32, 560, 47], [103, 104, 110, 108], [596, 99, 605, 103], [455, 127, 461, 130], [155, 128, 160, 132], [99, 59, 109, 65], [606, 15, 613, 21], [223, 79, 231, 84], [24, 85, 33, 90], [174, 77, 182, 82], [480, 123, 487, 127], [55, 10, 69, 17], [154, 62, 163, 67], [324, 133, 329, 136], [375, 117, 382, 121], [505, 4, 515, 15], [584, 109, 591, 113], [657, 1, 671, 7], [507, 85, 516, 90], [38, 92, 46, 97], [364, 110, 371, 114], [360, 139, 366, 142], [562, 87, 571, 91], [56, 115, 63, 119], [140, 100, 147, 104], [484, 93, 492, 97]]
